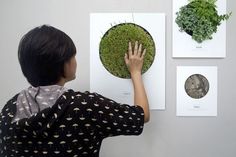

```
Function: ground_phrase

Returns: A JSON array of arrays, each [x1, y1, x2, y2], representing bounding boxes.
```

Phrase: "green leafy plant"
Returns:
[[99, 23, 155, 79], [175, 0, 232, 43]]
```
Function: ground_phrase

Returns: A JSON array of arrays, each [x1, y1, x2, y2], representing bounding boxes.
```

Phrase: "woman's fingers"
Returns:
[[124, 41, 146, 73], [141, 49, 146, 59], [128, 41, 132, 56], [138, 43, 142, 57], [124, 53, 129, 65], [126, 41, 145, 59], [134, 41, 138, 55]]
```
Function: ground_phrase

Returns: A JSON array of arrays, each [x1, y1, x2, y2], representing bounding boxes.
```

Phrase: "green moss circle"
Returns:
[[99, 23, 156, 79]]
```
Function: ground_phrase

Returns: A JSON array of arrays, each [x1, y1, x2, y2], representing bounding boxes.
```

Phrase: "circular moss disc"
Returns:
[[184, 74, 210, 99], [99, 23, 156, 79]]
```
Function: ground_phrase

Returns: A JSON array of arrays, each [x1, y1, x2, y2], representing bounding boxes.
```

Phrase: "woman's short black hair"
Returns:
[[18, 25, 76, 87]]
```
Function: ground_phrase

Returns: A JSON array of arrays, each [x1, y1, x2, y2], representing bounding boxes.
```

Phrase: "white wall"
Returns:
[[0, 0, 236, 157]]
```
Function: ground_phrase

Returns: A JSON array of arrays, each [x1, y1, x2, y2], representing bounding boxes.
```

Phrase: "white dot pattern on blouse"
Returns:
[[0, 90, 144, 157]]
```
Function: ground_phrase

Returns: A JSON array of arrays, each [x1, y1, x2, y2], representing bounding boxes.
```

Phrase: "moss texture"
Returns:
[[99, 23, 156, 79]]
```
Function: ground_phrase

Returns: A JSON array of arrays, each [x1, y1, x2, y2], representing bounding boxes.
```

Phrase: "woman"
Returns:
[[0, 25, 149, 156]]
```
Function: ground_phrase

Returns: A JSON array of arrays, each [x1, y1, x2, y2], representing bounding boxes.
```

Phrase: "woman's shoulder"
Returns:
[[1, 93, 19, 113], [63, 89, 101, 99]]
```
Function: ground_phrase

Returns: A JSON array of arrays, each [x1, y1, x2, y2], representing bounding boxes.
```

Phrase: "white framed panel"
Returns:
[[172, 0, 227, 58], [176, 66, 218, 116], [90, 13, 166, 110]]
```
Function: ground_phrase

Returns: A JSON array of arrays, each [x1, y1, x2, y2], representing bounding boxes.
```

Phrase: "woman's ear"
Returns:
[[63, 56, 77, 82]]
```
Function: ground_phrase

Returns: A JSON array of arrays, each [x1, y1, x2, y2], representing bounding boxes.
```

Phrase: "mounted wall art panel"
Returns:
[[90, 13, 166, 110], [172, 0, 227, 58], [176, 66, 218, 116]]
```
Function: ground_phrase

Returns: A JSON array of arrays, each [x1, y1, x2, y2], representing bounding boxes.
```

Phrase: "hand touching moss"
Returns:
[[124, 41, 146, 75], [124, 41, 150, 123]]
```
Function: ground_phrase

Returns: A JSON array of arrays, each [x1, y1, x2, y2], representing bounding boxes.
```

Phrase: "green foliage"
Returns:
[[176, 0, 232, 43], [99, 23, 155, 79]]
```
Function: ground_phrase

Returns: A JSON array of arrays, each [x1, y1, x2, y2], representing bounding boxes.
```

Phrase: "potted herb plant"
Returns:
[[99, 23, 155, 79], [175, 0, 232, 43]]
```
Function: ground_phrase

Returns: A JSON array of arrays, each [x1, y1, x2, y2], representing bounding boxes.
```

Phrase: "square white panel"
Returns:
[[90, 13, 166, 110], [176, 66, 217, 116], [173, 0, 227, 58]]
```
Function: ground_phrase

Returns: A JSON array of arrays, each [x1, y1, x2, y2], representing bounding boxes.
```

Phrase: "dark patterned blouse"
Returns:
[[0, 89, 144, 157]]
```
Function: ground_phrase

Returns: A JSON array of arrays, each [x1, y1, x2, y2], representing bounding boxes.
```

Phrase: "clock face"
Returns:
[[184, 74, 210, 99], [99, 23, 156, 79]]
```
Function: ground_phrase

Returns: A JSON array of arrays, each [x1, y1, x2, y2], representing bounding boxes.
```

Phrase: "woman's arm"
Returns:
[[124, 41, 150, 123]]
